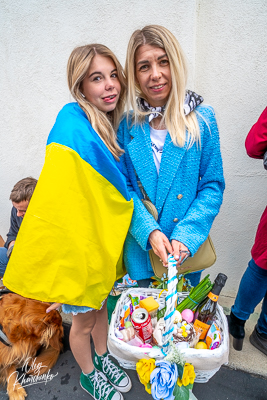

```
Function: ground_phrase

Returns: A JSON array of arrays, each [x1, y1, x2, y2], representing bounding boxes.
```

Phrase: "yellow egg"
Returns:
[[182, 332, 188, 338], [194, 341, 208, 350]]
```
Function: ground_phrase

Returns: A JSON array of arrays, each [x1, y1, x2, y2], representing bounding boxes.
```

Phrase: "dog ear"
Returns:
[[48, 331, 63, 352], [40, 310, 63, 351]]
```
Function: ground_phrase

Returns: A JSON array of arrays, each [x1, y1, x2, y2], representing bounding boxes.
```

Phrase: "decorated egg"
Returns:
[[194, 341, 208, 350], [173, 310, 182, 324], [140, 343, 153, 348], [181, 309, 194, 323], [185, 324, 191, 331]]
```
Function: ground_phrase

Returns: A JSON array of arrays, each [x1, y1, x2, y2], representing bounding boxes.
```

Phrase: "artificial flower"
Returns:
[[136, 358, 156, 394], [164, 341, 185, 365], [177, 363, 195, 387], [150, 360, 178, 400]]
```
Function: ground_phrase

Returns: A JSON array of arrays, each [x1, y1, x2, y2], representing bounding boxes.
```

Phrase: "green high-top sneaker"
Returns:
[[93, 352, 132, 393], [80, 369, 123, 400]]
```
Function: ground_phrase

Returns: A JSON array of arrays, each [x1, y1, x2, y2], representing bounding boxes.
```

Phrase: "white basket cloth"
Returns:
[[108, 288, 229, 383]]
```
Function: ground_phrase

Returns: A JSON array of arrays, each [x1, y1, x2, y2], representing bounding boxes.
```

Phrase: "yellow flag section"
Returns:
[[4, 143, 133, 309]]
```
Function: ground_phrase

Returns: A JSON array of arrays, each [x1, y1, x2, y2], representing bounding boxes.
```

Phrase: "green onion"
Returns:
[[176, 274, 213, 312]]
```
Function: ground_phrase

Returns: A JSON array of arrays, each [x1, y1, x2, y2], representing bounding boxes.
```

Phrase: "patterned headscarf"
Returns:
[[137, 90, 204, 122]]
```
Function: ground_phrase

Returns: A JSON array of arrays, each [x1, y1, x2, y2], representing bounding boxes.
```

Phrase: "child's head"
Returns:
[[67, 44, 125, 160]]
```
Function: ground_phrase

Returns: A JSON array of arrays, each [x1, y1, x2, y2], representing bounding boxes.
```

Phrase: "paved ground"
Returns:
[[1, 350, 266, 400], [1, 289, 266, 399], [220, 294, 267, 378]]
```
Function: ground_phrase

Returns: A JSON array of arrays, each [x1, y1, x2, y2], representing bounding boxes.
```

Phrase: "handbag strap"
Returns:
[[130, 136, 153, 203], [133, 170, 152, 202]]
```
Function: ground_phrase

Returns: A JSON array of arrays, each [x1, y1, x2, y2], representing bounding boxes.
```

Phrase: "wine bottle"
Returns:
[[193, 273, 227, 340]]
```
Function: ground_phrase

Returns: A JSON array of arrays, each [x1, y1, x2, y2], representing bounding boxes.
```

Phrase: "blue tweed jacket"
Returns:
[[117, 105, 225, 280]]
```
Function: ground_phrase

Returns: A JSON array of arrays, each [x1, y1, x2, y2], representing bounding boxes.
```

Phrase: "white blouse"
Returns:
[[149, 125, 168, 174]]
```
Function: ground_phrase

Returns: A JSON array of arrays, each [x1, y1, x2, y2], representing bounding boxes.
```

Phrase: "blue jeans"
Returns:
[[232, 259, 267, 336], [137, 271, 202, 288], [0, 247, 8, 277]]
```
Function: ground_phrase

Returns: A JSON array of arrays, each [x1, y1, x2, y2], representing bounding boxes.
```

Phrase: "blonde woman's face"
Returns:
[[135, 44, 172, 107], [81, 55, 121, 113]]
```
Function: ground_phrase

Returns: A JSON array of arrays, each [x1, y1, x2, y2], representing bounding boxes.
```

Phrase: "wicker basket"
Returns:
[[108, 288, 229, 383]]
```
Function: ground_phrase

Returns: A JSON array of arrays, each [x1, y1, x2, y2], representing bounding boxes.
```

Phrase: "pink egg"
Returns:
[[140, 343, 153, 348], [181, 309, 194, 323]]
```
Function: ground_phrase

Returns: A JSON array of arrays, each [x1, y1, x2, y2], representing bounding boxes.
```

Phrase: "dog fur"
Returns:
[[0, 293, 64, 400]]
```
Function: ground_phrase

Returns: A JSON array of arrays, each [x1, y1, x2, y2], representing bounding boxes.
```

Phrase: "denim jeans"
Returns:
[[0, 247, 8, 277], [137, 271, 202, 288], [232, 258, 267, 336]]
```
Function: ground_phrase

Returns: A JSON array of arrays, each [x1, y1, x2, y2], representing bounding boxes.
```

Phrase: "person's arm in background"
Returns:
[[245, 107, 267, 158], [4, 207, 21, 250]]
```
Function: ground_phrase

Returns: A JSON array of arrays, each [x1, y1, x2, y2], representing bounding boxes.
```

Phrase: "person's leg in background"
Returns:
[[229, 259, 267, 353], [137, 271, 203, 288], [186, 271, 202, 287], [256, 290, 267, 336], [0, 247, 8, 278], [136, 278, 153, 288], [249, 288, 267, 356]]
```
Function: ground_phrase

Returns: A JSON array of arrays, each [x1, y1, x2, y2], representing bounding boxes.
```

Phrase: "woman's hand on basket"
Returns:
[[171, 240, 190, 265], [149, 230, 173, 267]]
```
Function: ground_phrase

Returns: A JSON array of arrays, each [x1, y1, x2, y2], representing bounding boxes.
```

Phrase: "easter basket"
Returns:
[[108, 286, 229, 383]]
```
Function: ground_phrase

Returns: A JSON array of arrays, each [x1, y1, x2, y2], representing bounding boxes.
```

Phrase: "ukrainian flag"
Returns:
[[3, 103, 133, 309]]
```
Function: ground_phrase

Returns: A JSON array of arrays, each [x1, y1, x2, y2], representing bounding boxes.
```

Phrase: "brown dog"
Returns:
[[0, 292, 64, 400]]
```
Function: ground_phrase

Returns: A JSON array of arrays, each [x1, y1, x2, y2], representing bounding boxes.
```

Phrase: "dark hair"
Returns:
[[10, 177, 37, 203]]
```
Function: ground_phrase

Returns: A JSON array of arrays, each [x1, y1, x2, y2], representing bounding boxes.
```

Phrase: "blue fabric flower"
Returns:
[[150, 360, 178, 400]]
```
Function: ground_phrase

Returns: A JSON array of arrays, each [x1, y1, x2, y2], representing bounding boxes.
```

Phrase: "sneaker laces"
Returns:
[[102, 354, 124, 384], [91, 370, 114, 400]]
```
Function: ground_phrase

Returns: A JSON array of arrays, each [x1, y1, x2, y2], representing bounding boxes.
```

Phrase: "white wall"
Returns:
[[195, 0, 267, 295], [0, 0, 196, 225], [1, 0, 267, 296]]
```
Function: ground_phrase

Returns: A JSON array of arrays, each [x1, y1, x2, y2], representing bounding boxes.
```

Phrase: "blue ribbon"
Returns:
[[164, 310, 175, 320], [166, 290, 177, 302], [167, 275, 177, 284], [168, 254, 176, 263], [163, 327, 174, 337], [188, 296, 198, 305]]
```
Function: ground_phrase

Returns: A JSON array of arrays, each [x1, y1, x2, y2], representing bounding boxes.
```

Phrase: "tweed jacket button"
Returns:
[[177, 194, 183, 200], [173, 218, 178, 222]]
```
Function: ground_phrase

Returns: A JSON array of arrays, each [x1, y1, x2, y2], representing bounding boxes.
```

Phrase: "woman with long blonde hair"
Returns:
[[4, 43, 133, 400], [118, 25, 225, 287]]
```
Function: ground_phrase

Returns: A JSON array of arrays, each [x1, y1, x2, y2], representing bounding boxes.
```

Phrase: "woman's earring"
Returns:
[[80, 92, 85, 98]]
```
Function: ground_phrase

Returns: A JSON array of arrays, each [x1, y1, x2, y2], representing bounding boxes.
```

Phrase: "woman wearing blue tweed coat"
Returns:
[[118, 25, 225, 286]]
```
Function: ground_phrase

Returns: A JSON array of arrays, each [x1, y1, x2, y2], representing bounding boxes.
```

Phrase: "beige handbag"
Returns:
[[149, 235, 216, 278], [139, 179, 217, 278]]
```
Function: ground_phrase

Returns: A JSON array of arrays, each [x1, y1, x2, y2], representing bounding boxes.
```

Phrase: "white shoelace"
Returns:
[[102, 355, 124, 384], [91, 370, 113, 400]]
